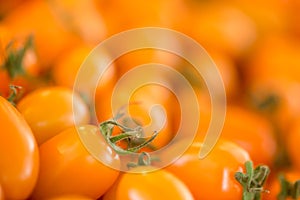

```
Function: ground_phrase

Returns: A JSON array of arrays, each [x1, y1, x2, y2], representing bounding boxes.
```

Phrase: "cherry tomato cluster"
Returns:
[[1, 0, 300, 200]]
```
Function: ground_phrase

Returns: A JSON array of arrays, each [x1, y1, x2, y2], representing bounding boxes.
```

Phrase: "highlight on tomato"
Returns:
[[0, 95, 39, 200], [165, 139, 252, 199], [17, 86, 90, 145], [31, 125, 120, 199], [103, 165, 194, 200]]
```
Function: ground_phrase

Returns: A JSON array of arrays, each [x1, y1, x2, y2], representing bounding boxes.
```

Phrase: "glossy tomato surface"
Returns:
[[103, 166, 194, 200], [17, 86, 90, 145], [31, 125, 120, 199], [0, 96, 39, 199], [166, 139, 251, 200]]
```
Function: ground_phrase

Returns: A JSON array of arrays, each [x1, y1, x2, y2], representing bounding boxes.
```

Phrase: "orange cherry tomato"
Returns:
[[47, 195, 94, 200], [166, 139, 251, 200], [114, 49, 180, 78], [193, 104, 276, 166], [2, 0, 79, 68], [103, 166, 194, 200], [108, 84, 178, 151], [184, 2, 257, 57], [0, 24, 46, 96], [52, 44, 117, 123], [221, 105, 277, 166], [245, 35, 300, 133], [52, 45, 94, 89], [286, 119, 300, 170], [31, 125, 120, 199], [17, 86, 90, 145], [2, 0, 105, 68], [0, 96, 39, 199], [95, 0, 165, 36]]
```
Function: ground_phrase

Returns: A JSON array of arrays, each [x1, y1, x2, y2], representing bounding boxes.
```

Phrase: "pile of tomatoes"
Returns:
[[1, 0, 300, 199]]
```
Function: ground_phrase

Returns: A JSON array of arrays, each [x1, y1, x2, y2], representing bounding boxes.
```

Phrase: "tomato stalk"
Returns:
[[1, 35, 34, 79], [99, 119, 158, 155], [127, 152, 152, 168], [6, 85, 23, 105], [235, 161, 270, 200], [277, 174, 300, 200]]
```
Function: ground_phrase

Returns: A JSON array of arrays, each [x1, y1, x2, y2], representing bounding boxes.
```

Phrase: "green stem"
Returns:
[[6, 85, 23, 106], [277, 174, 300, 200], [99, 119, 159, 155], [235, 161, 270, 200], [127, 152, 151, 169], [2, 35, 34, 79]]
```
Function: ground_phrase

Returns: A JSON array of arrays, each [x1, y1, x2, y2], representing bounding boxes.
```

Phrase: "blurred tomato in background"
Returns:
[[1, 0, 300, 199]]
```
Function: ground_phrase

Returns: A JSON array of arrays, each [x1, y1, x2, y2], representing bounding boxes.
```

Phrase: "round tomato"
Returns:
[[166, 139, 251, 200], [31, 125, 120, 199], [2, 0, 106, 67], [103, 166, 194, 200], [220, 105, 277, 166], [0, 96, 39, 199], [184, 2, 257, 57], [52, 44, 117, 123], [17, 86, 90, 145], [108, 83, 178, 151], [245, 35, 300, 133], [0, 24, 44, 97]]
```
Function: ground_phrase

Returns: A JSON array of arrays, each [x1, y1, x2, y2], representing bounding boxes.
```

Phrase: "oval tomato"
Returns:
[[17, 86, 90, 145], [31, 125, 120, 199], [166, 139, 251, 200], [0, 96, 39, 199], [103, 166, 194, 200]]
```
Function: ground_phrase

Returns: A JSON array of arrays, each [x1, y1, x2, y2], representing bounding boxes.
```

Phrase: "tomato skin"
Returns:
[[0, 96, 39, 199], [31, 125, 120, 199], [166, 139, 251, 200], [46, 194, 95, 200], [286, 119, 300, 170], [103, 166, 194, 200], [221, 106, 277, 166], [52, 44, 117, 123], [0, 184, 4, 200], [17, 87, 90, 145]]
